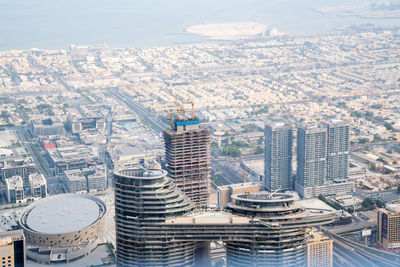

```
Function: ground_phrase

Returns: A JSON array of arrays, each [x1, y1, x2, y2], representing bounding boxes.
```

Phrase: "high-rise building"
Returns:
[[0, 230, 25, 267], [306, 228, 333, 267], [324, 120, 349, 180], [296, 121, 351, 199], [264, 122, 293, 191], [163, 118, 211, 206], [114, 167, 194, 267], [378, 204, 400, 250], [296, 125, 327, 193], [113, 165, 335, 267]]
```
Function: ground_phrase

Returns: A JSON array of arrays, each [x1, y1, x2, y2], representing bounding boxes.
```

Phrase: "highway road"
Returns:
[[212, 159, 243, 185], [109, 88, 167, 133], [16, 127, 49, 179], [324, 228, 400, 267], [16, 127, 64, 194], [241, 154, 264, 161]]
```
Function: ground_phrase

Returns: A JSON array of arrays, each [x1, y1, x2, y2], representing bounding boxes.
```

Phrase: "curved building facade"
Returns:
[[226, 192, 315, 267], [114, 167, 195, 267], [114, 166, 334, 267], [19, 193, 106, 264]]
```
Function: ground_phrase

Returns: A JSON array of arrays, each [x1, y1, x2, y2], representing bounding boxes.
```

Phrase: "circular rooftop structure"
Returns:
[[228, 191, 303, 216], [19, 193, 107, 264], [26, 196, 100, 234]]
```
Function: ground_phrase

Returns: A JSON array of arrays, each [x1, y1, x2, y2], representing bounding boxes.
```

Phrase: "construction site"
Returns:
[[163, 84, 211, 206]]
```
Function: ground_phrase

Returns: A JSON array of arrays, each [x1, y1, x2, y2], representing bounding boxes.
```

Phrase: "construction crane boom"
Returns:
[[191, 97, 195, 120]]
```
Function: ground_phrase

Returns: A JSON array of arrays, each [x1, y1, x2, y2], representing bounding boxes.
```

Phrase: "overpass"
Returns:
[[323, 228, 400, 267]]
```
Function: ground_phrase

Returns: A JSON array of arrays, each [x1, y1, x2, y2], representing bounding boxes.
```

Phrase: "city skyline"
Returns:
[[0, 2, 400, 266]]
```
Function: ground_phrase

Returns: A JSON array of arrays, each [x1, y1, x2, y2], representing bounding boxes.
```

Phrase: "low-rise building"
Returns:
[[28, 173, 47, 199], [46, 145, 99, 176], [65, 165, 106, 193], [0, 230, 25, 267], [65, 171, 88, 193], [5, 176, 24, 203], [87, 165, 107, 192], [296, 179, 354, 199], [66, 116, 106, 134], [0, 155, 36, 183], [333, 195, 362, 210], [30, 117, 65, 137]]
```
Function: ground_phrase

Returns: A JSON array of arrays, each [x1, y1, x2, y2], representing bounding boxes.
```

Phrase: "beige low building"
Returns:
[[306, 228, 333, 267], [0, 230, 25, 267], [19, 194, 106, 264]]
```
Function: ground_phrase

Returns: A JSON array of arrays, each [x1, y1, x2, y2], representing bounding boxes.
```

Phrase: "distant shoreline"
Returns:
[[186, 22, 270, 41]]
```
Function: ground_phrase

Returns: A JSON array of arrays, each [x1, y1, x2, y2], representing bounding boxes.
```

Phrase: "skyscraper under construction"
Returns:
[[163, 115, 211, 206]]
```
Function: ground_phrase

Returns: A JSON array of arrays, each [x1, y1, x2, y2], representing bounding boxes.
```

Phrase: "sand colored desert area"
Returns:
[[186, 22, 268, 40]]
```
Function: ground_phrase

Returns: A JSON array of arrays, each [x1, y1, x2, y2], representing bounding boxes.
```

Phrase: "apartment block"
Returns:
[[264, 122, 293, 191], [28, 173, 47, 199], [297, 124, 327, 188], [5, 176, 24, 204], [324, 120, 350, 180]]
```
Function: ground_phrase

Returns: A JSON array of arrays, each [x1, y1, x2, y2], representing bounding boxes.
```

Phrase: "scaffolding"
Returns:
[[164, 121, 211, 207]]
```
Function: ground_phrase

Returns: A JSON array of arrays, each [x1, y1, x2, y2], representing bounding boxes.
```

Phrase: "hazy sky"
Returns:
[[0, 0, 396, 50]]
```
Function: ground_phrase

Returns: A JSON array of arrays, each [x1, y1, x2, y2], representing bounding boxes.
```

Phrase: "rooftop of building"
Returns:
[[116, 146, 146, 158], [66, 174, 87, 182], [65, 165, 105, 176], [298, 123, 327, 133], [115, 167, 167, 179], [29, 173, 46, 187], [0, 130, 18, 148], [47, 145, 97, 161], [297, 198, 336, 212], [0, 230, 24, 243], [22, 194, 106, 235], [305, 228, 331, 242], [0, 150, 34, 165], [5, 176, 23, 190], [265, 121, 292, 130], [165, 211, 251, 225], [382, 203, 400, 214], [31, 116, 63, 126], [232, 191, 298, 203]]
